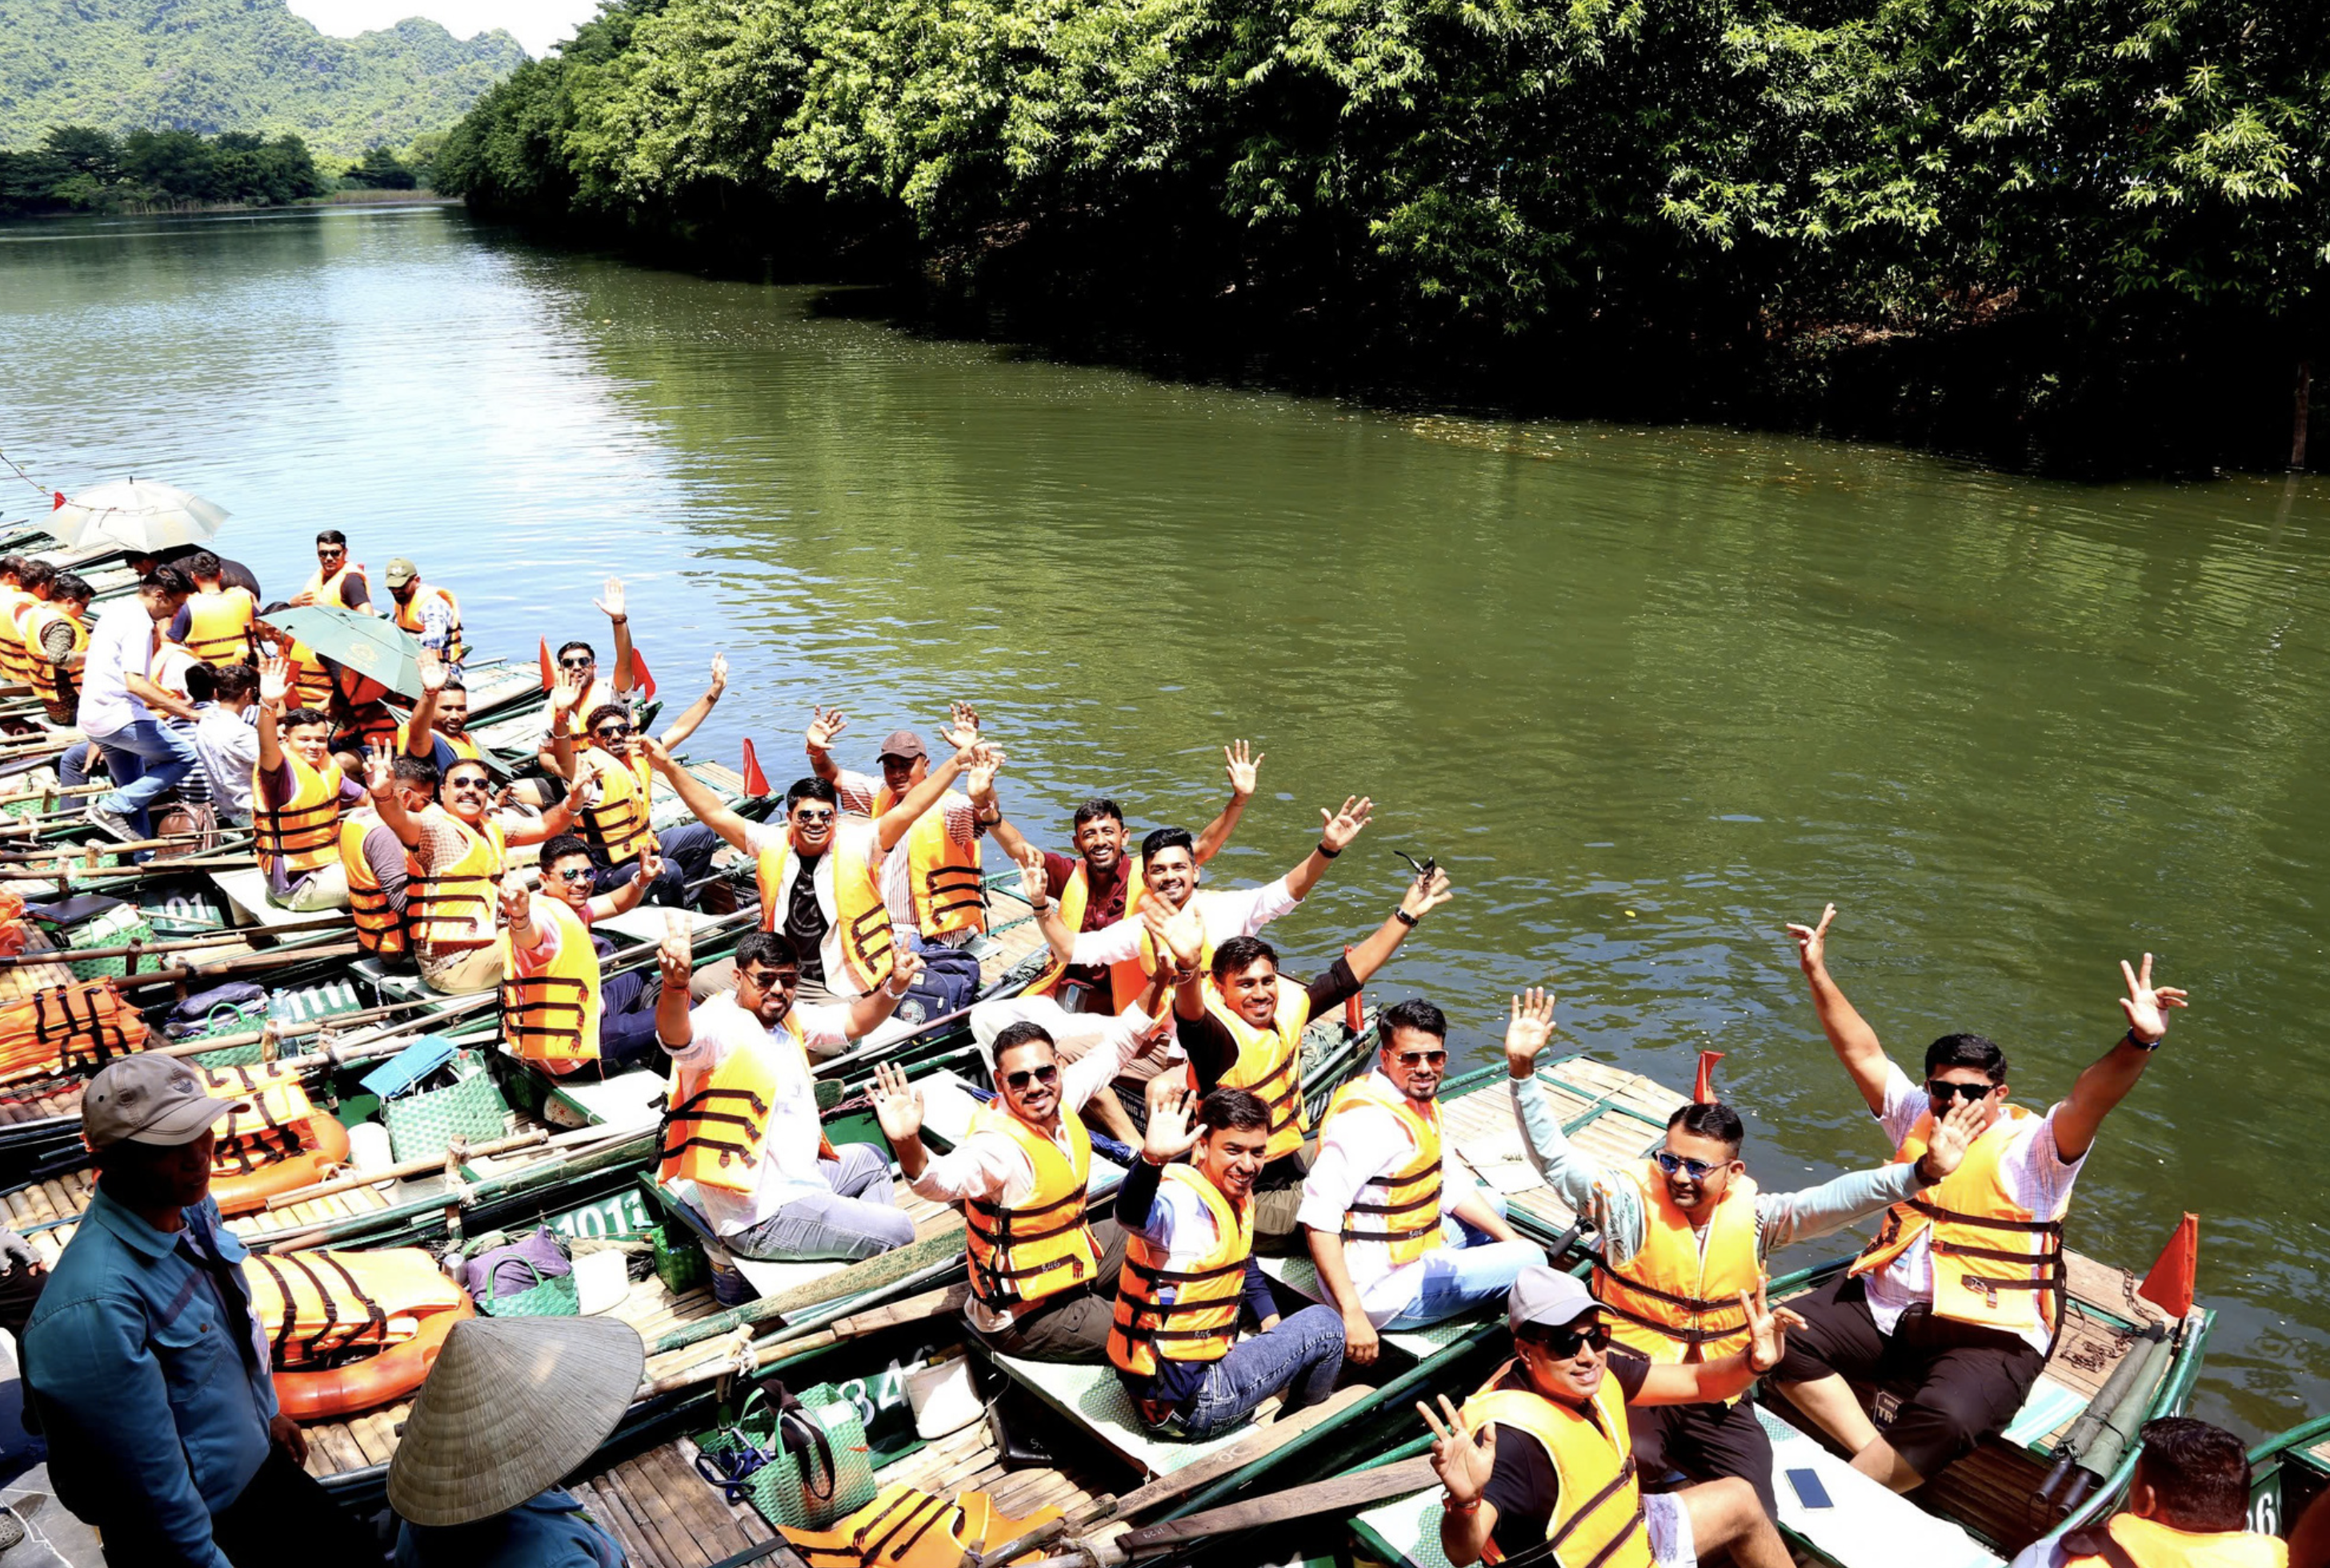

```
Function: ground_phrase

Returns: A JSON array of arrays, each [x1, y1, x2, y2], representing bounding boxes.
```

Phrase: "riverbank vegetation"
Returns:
[[0, 129, 452, 215], [441, 0, 2325, 473]]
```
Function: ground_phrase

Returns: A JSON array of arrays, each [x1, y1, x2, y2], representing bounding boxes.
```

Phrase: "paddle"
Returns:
[[1095, 1457, 1436, 1560], [0, 915, 350, 968], [636, 1283, 972, 1398]]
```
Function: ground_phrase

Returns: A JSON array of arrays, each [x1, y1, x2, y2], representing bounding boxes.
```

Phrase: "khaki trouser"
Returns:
[[419, 943, 503, 994], [268, 862, 350, 913]]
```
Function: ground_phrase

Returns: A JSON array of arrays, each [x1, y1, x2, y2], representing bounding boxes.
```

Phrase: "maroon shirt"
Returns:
[[1041, 850, 1134, 994]]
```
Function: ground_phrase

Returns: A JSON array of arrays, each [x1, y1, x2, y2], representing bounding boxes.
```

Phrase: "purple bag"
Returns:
[[462, 1226, 574, 1302]]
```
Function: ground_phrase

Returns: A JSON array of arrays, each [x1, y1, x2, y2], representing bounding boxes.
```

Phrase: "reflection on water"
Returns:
[[5, 204, 2330, 1435]]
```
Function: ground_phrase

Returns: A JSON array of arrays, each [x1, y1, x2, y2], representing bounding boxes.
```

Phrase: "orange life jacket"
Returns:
[[1850, 1103, 2064, 1340], [1460, 1365, 1653, 1568], [2060, 1515, 2288, 1568], [302, 561, 366, 609], [755, 827, 895, 994], [0, 981, 149, 1082], [183, 586, 257, 664], [0, 588, 36, 685], [903, 799, 984, 940], [781, 1484, 1064, 1568], [658, 1012, 816, 1195], [254, 751, 345, 878], [1204, 975, 1313, 1162], [961, 1102, 1099, 1312], [281, 635, 335, 710], [339, 810, 413, 958], [1024, 855, 1148, 1008], [1319, 1073, 1444, 1266], [1107, 1163, 1251, 1378], [394, 718, 481, 766], [406, 810, 506, 950], [578, 746, 655, 862], [391, 581, 466, 664], [500, 895, 601, 1072], [1595, 1163, 1762, 1372], [25, 603, 86, 711]]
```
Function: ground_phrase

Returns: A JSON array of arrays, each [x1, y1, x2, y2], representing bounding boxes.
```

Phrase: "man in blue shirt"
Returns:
[[22, 1055, 381, 1566]]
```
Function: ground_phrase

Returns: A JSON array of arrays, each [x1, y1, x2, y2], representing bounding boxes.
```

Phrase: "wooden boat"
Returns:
[[2241, 1414, 2330, 1542], [1340, 1055, 2214, 1568]]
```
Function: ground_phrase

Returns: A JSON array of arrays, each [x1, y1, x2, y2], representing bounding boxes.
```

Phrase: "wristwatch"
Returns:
[[2124, 1027, 2163, 1052]]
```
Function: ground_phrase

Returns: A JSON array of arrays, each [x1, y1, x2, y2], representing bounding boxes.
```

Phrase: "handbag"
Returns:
[[695, 1382, 877, 1530], [476, 1255, 582, 1318], [382, 1050, 508, 1162]]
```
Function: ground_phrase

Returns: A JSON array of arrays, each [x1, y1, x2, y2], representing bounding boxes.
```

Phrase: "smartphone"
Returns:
[[1787, 1467, 1836, 1510]]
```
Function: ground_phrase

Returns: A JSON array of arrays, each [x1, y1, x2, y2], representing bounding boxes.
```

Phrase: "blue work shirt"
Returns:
[[394, 1488, 628, 1566], [22, 1186, 279, 1568]]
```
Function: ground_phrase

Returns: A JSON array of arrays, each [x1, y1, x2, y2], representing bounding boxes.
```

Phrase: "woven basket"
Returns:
[[59, 906, 155, 981], [477, 1257, 581, 1318], [651, 1226, 708, 1296], [383, 1052, 507, 1162]]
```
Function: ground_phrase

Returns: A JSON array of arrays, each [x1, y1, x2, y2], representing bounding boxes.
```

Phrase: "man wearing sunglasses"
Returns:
[[500, 834, 674, 1074], [651, 734, 990, 1003], [539, 578, 639, 742], [1302, 997, 1547, 1369], [876, 954, 1171, 1363], [286, 531, 370, 613], [565, 656, 727, 906], [398, 648, 486, 775], [1421, 1266, 1797, 1568], [1503, 988, 1984, 1523], [1776, 904, 2188, 1494], [655, 926, 923, 1262], [1164, 862, 1455, 1254]]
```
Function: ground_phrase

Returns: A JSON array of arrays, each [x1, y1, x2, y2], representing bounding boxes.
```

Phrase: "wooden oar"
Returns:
[[647, 1224, 969, 1354], [259, 1129, 553, 1207], [971, 1383, 1379, 1568], [0, 830, 218, 862], [1088, 1457, 1437, 1562], [0, 916, 350, 968], [146, 990, 486, 1060], [114, 940, 361, 987]]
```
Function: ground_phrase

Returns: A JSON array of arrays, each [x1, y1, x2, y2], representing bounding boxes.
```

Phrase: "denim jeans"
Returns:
[[1360, 1198, 1547, 1330], [597, 965, 664, 1073], [727, 1143, 915, 1262], [90, 718, 199, 838], [592, 823, 723, 907], [1157, 1303, 1345, 1442]]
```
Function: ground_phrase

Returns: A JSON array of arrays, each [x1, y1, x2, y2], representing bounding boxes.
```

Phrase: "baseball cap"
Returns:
[[383, 558, 418, 586], [82, 1055, 245, 1150], [877, 730, 926, 762], [1507, 1266, 1599, 1335]]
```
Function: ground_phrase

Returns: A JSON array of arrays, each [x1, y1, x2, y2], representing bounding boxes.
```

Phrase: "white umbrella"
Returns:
[[50, 478, 230, 553]]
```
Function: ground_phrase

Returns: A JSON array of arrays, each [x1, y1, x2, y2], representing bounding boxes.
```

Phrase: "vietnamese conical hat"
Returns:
[[386, 1315, 645, 1527]]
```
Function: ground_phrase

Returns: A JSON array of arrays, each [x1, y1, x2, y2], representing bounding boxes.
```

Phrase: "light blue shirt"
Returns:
[[23, 1186, 281, 1568], [394, 1488, 628, 1567], [1508, 1074, 1924, 1265]]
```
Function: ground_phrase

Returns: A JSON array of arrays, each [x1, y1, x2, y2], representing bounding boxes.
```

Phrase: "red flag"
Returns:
[[742, 738, 770, 797], [632, 649, 656, 702], [1693, 1050, 1724, 1104], [2137, 1212, 2198, 1320], [50, 491, 64, 511], [537, 638, 554, 692]]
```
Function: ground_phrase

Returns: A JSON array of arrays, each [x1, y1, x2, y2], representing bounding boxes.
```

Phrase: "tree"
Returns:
[[343, 144, 418, 189]]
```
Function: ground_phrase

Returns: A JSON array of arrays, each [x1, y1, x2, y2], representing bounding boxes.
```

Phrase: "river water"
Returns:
[[2, 202, 2325, 1440]]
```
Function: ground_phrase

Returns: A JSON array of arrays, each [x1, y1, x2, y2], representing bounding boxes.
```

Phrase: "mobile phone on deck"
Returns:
[[1787, 1468, 1836, 1510]]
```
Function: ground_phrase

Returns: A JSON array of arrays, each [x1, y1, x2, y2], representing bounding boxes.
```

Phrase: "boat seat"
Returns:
[[208, 867, 322, 929], [592, 906, 727, 946], [983, 1350, 1291, 1481], [1256, 1256, 1481, 1358]]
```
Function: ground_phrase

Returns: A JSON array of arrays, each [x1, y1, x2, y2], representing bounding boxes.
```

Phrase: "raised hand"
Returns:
[[1319, 794, 1374, 854], [362, 738, 397, 795], [417, 646, 447, 693], [1419, 1393, 1496, 1506], [938, 701, 981, 753], [593, 578, 626, 621], [871, 1062, 925, 1146], [1147, 900, 1205, 973], [637, 845, 665, 890], [708, 652, 729, 695], [1503, 987, 1557, 1076], [258, 654, 294, 707], [967, 746, 1002, 800], [1399, 863, 1455, 920], [550, 669, 585, 719], [1918, 1092, 1987, 1182], [806, 706, 848, 754], [1142, 1086, 1208, 1164], [1740, 1278, 1807, 1374], [498, 876, 531, 927], [1787, 903, 1836, 973], [1017, 847, 1049, 907], [889, 948, 923, 995], [656, 913, 692, 990], [2119, 953, 2188, 1044], [1223, 740, 1263, 797]]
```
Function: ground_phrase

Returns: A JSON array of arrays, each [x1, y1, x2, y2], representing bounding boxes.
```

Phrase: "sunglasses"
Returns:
[[446, 775, 490, 793], [1391, 1049, 1447, 1068], [594, 724, 634, 740], [1003, 1064, 1060, 1092], [1926, 1080, 1996, 1107], [559, 655, 595, 670], [1653, 1150, 1726, 1181], [550, 866, 595, 884], [1528, 1321, 1612, 1358], [741, 968, 799, 991], [316, 549, 345, 560], [792, 809, 835, 826]]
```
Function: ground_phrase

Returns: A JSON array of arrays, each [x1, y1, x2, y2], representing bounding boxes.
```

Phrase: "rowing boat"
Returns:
[[2239, 1414, 2330, 1544]]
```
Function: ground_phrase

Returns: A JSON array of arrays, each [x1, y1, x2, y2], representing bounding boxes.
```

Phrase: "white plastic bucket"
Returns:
[[346, 1122, 394, 1190], [905, 1354, 982, 1440], [572, 1249, 630, 1315]]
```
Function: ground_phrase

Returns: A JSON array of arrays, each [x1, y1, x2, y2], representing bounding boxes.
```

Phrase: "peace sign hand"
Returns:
[[1223, 740, 1263, 797], [2119, 953, 2187, 1044], [361, 738, 397, 795], [498, 876, 531, 926], [656, 912, 693, 990], [1503, 988, 1556, 1076], [1740, 1278, 1807, 1374], [1786, 903, 1836, 974], [1142, 1086, 1207, 1164], [1419, 1394, 1496, 1507]]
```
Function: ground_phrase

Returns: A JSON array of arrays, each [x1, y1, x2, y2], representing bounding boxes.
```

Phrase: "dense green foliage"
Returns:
[[0, 0, 526, 162], [438, 0, 2329, 470], [0, 126, 332, 213]]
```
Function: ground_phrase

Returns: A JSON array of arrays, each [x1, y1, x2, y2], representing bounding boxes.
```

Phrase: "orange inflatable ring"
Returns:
[[210, 1112, 352, 1218], [271, 1292, 476, 1422]]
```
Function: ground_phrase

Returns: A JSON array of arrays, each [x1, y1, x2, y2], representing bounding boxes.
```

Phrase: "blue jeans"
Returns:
[[597, 965, 663, 1073], [593, 823, 723, 907], [727, 1143, 915, 1263], [1156, 1303, 1346, 1441], [1362, 1201, 1547, 1330], [90, 718, 198, 838]]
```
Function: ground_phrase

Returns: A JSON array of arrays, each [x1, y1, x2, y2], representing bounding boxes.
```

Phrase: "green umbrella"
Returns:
[[262, 604, 428, 700]]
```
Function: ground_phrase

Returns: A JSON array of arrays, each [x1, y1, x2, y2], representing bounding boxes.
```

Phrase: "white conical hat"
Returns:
[[386, 1315, 644, 1527]]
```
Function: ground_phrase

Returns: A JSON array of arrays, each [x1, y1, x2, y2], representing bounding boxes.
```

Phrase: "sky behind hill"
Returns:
[[290, 0, 584, 57]]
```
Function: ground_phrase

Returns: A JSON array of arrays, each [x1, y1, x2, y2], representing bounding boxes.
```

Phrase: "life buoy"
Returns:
[[272, 1298, 470, 1420], [208, 1111, 351, 1216], [244, 1247, 474, 1420], [199, 1062, 354, 1218]]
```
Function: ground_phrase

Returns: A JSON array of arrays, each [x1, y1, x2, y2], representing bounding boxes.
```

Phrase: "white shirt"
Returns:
[[743, 817, 888, 998], [1864, 1063, 2084, 1355], [833, 770, 983, 942], [76, 598, 163, 738], [1295, 1069, 1479, 1288], [191, 704, 260, 819], [662, 992, 855, 1238], [1068, 878, 1302, 970], [907, 1006, 1160, 1330]]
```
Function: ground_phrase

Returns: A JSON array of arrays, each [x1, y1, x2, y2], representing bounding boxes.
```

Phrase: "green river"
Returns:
[[1, 203, 2324, 1442]]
